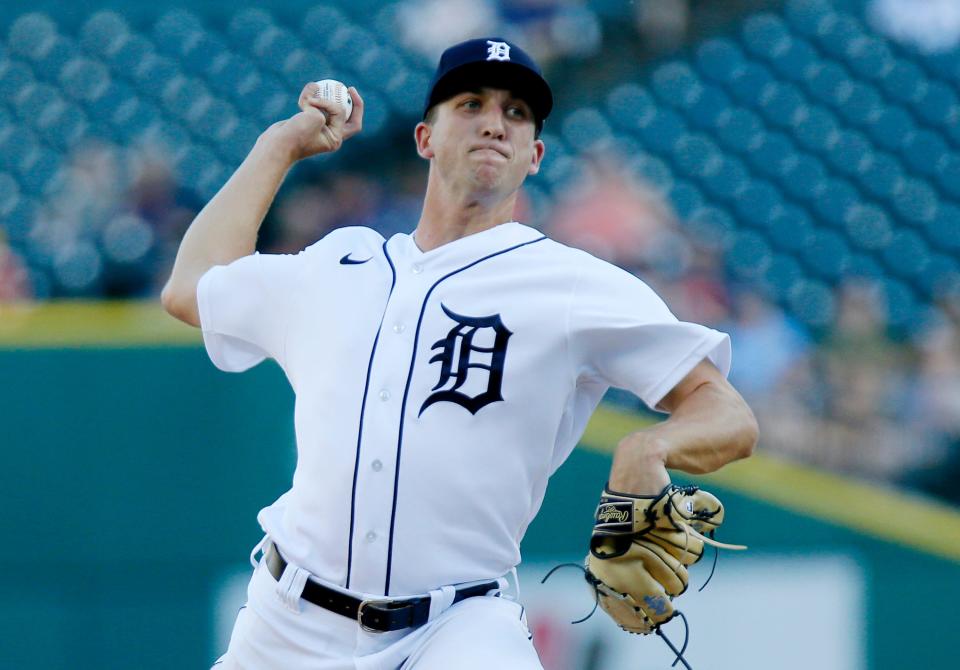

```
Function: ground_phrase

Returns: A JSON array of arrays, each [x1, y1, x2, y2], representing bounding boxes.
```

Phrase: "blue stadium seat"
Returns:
[[845, 253, 883, 280], [770, 36, 818, 82], [892, 177, 939, 225], [935, 153, 960, 198], [637, 107, 686, 154], [685, 205, 735, 250], [102, 86, 159, 142], [355, 45, 406, 91], [651, 62, 702, 108], [714, 106, 763, 152], [843, 203, 893, 251], [325, 25, 379, 69], [783, 0, 835, 37], [216, 118, 262, 165], [667, 179, 705, 220], [0, 57, 35, 105], [234, 72, 288, 122], [791, 104, 838, 153], [758, 252, 803, 301], [606, 83, 656, 132], [835, 80, 882, 126], [694, 38, 745, 84], [3, 195, 37, 245], [173, 143, 220, 194], [7, 13, 58, 61], [31, 36, 82, 81], [302, 6, 351, 51], [131, 53, 182, 100], [628, 152, 673, 193], [746, 130, 794, 178], [561, 108, 612, 152], [17, 144, 64, 195], [813, 178, 858, 227], [51, 240, 104, 295], [881, 229, 931, 280], [923, 202, 960, 252], [741, 13, 792, 60], [878, 278, 919, 329], [79, 11, 130, 57], [811, 13, 863, 59], [778, 152, 827, 200], [161, 76, 210, 121], [0, 171, 20, 217], [800, 228, 851, 280], [912, 80, 958, 127], [877, 59, 926, 105], [252, 26, 302, 75], [864, 105, 914, 152], [179, 33, 230, 77], [757, 81, 806, 128], [30, 93, 89, 150], [925, 49, 960, 83], [671, 132, 721, 179], [354, 89, 387, 136], [826, 129, 870, 175], [726, 61, 775, 107], [767, 204, 814, 251], [843, 36, 893, 81], [139, 120, 192, 157], [383, 68, 431, 117], [103, 33, 156, 75], [282, 48, 333, 88], [901, 130, 949, 178], [701, 154, 749, 200], [59, 57, 111, 104], [11, 81, 55, 123], [153, 9, 205, 57], [916, 254, 960, 298], [802, 61, 850, 107], [727, 229, 773, 279], [858, 151, 904, 201], [685, 84, 731, 129], [787, 277, 836, 327], [733, 179, 783, 229], [227, 8, 275, 49], [190, 99, 239, 143]]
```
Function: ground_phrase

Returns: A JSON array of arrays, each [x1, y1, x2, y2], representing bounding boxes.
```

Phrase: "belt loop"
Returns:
[[426, 585, 456, 621], [249, 535, 268, 570], [276, 561, 309, 613]]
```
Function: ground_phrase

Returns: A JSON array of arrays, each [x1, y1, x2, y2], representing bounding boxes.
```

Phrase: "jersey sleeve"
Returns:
[[568, 259, 731, 410], [196, 251, 305, 372]]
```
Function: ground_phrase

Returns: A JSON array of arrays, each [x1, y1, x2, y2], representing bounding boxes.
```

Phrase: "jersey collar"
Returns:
[[386, 221, 543, 274]]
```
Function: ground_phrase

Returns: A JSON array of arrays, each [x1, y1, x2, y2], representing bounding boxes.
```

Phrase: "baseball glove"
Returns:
[[584, 483, 745, 635]]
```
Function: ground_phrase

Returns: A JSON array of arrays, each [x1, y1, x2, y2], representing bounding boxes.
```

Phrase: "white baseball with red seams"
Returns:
[[313, 79, 353, 121]]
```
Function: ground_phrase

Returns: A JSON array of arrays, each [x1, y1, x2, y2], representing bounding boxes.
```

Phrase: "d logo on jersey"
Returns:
[[419, 304, 512, 416]]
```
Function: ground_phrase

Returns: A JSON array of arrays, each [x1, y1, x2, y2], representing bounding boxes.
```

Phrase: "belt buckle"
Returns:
[[357, 598, 392, 633]]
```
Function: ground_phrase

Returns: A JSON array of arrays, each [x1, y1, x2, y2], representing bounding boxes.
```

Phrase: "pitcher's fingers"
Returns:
[[343, 87, 364, 136], [297, 82, 320, 113]]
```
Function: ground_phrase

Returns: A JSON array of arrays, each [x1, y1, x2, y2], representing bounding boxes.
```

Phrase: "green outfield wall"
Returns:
[[0, 303, 957, 669]]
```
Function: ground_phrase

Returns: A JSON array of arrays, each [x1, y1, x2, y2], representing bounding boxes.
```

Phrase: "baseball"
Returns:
[[312, 79, 353, 122]]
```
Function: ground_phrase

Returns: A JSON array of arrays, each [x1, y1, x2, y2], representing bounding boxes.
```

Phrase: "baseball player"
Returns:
[[162, 37, 758, 669]]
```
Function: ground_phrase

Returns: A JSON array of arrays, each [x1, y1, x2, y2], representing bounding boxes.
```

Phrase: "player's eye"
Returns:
[[507, 105, 528, 119], [461, 99, 481, 110]]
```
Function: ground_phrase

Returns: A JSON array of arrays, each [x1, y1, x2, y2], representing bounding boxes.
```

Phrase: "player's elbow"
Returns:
[[161, 279, 201, 328], [732, 399, 759, 461]]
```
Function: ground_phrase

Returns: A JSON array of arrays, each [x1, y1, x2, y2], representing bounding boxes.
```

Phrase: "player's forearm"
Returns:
[[161, 133, 296, 326], [608, 381, 758, 494]]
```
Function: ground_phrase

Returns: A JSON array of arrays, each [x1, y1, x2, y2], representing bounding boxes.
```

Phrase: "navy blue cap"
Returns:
[[423, 37, 553, 133]]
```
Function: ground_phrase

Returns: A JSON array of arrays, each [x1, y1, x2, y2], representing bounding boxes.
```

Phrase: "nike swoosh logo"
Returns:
[[339, 253, 372, 265]]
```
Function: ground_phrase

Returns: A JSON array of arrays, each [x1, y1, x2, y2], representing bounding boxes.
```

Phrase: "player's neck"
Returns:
[[414, 179, 518, 252]]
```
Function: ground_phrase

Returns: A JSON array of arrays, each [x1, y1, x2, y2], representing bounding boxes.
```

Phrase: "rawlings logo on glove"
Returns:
[[585, 483, 745, 636]]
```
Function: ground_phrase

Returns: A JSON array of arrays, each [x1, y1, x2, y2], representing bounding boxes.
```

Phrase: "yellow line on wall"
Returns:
[[581, 403, 960, 563], [0, 300, 199, 348]]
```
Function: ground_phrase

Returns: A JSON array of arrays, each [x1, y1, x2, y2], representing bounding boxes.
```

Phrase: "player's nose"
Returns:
[[479, 108, 507, 140]]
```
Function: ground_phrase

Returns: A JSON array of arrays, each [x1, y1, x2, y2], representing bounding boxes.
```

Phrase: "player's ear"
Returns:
[[415, 121, 435, 159], [527, 138, 546, 176]]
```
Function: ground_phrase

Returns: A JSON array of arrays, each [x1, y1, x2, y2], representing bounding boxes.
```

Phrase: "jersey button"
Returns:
[[371, 459, 383, 471], [392, 323, 405, 334], [365, 531, 377, 543], [378, 389, 391, 401], [411, 264, 423, 274]]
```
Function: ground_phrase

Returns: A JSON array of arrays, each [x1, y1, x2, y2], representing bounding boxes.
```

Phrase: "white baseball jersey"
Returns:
[[197, 221, 730, 597]]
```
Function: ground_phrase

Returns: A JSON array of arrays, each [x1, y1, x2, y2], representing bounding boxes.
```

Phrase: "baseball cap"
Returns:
[[423, 37, 553, 133]]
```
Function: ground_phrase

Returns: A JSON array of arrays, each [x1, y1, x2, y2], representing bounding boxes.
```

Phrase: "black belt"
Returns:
[[263, 542, 500, 632]]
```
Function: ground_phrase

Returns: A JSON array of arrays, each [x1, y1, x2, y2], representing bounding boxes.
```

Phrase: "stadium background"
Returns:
[[1, 0, 959, 667]]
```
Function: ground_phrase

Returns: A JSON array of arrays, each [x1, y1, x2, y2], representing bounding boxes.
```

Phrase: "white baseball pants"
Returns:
[[211, 553, 544, 670]]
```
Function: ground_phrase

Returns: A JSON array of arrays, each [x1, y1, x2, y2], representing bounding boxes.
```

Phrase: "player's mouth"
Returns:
[[469, 144, 510, 160]]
